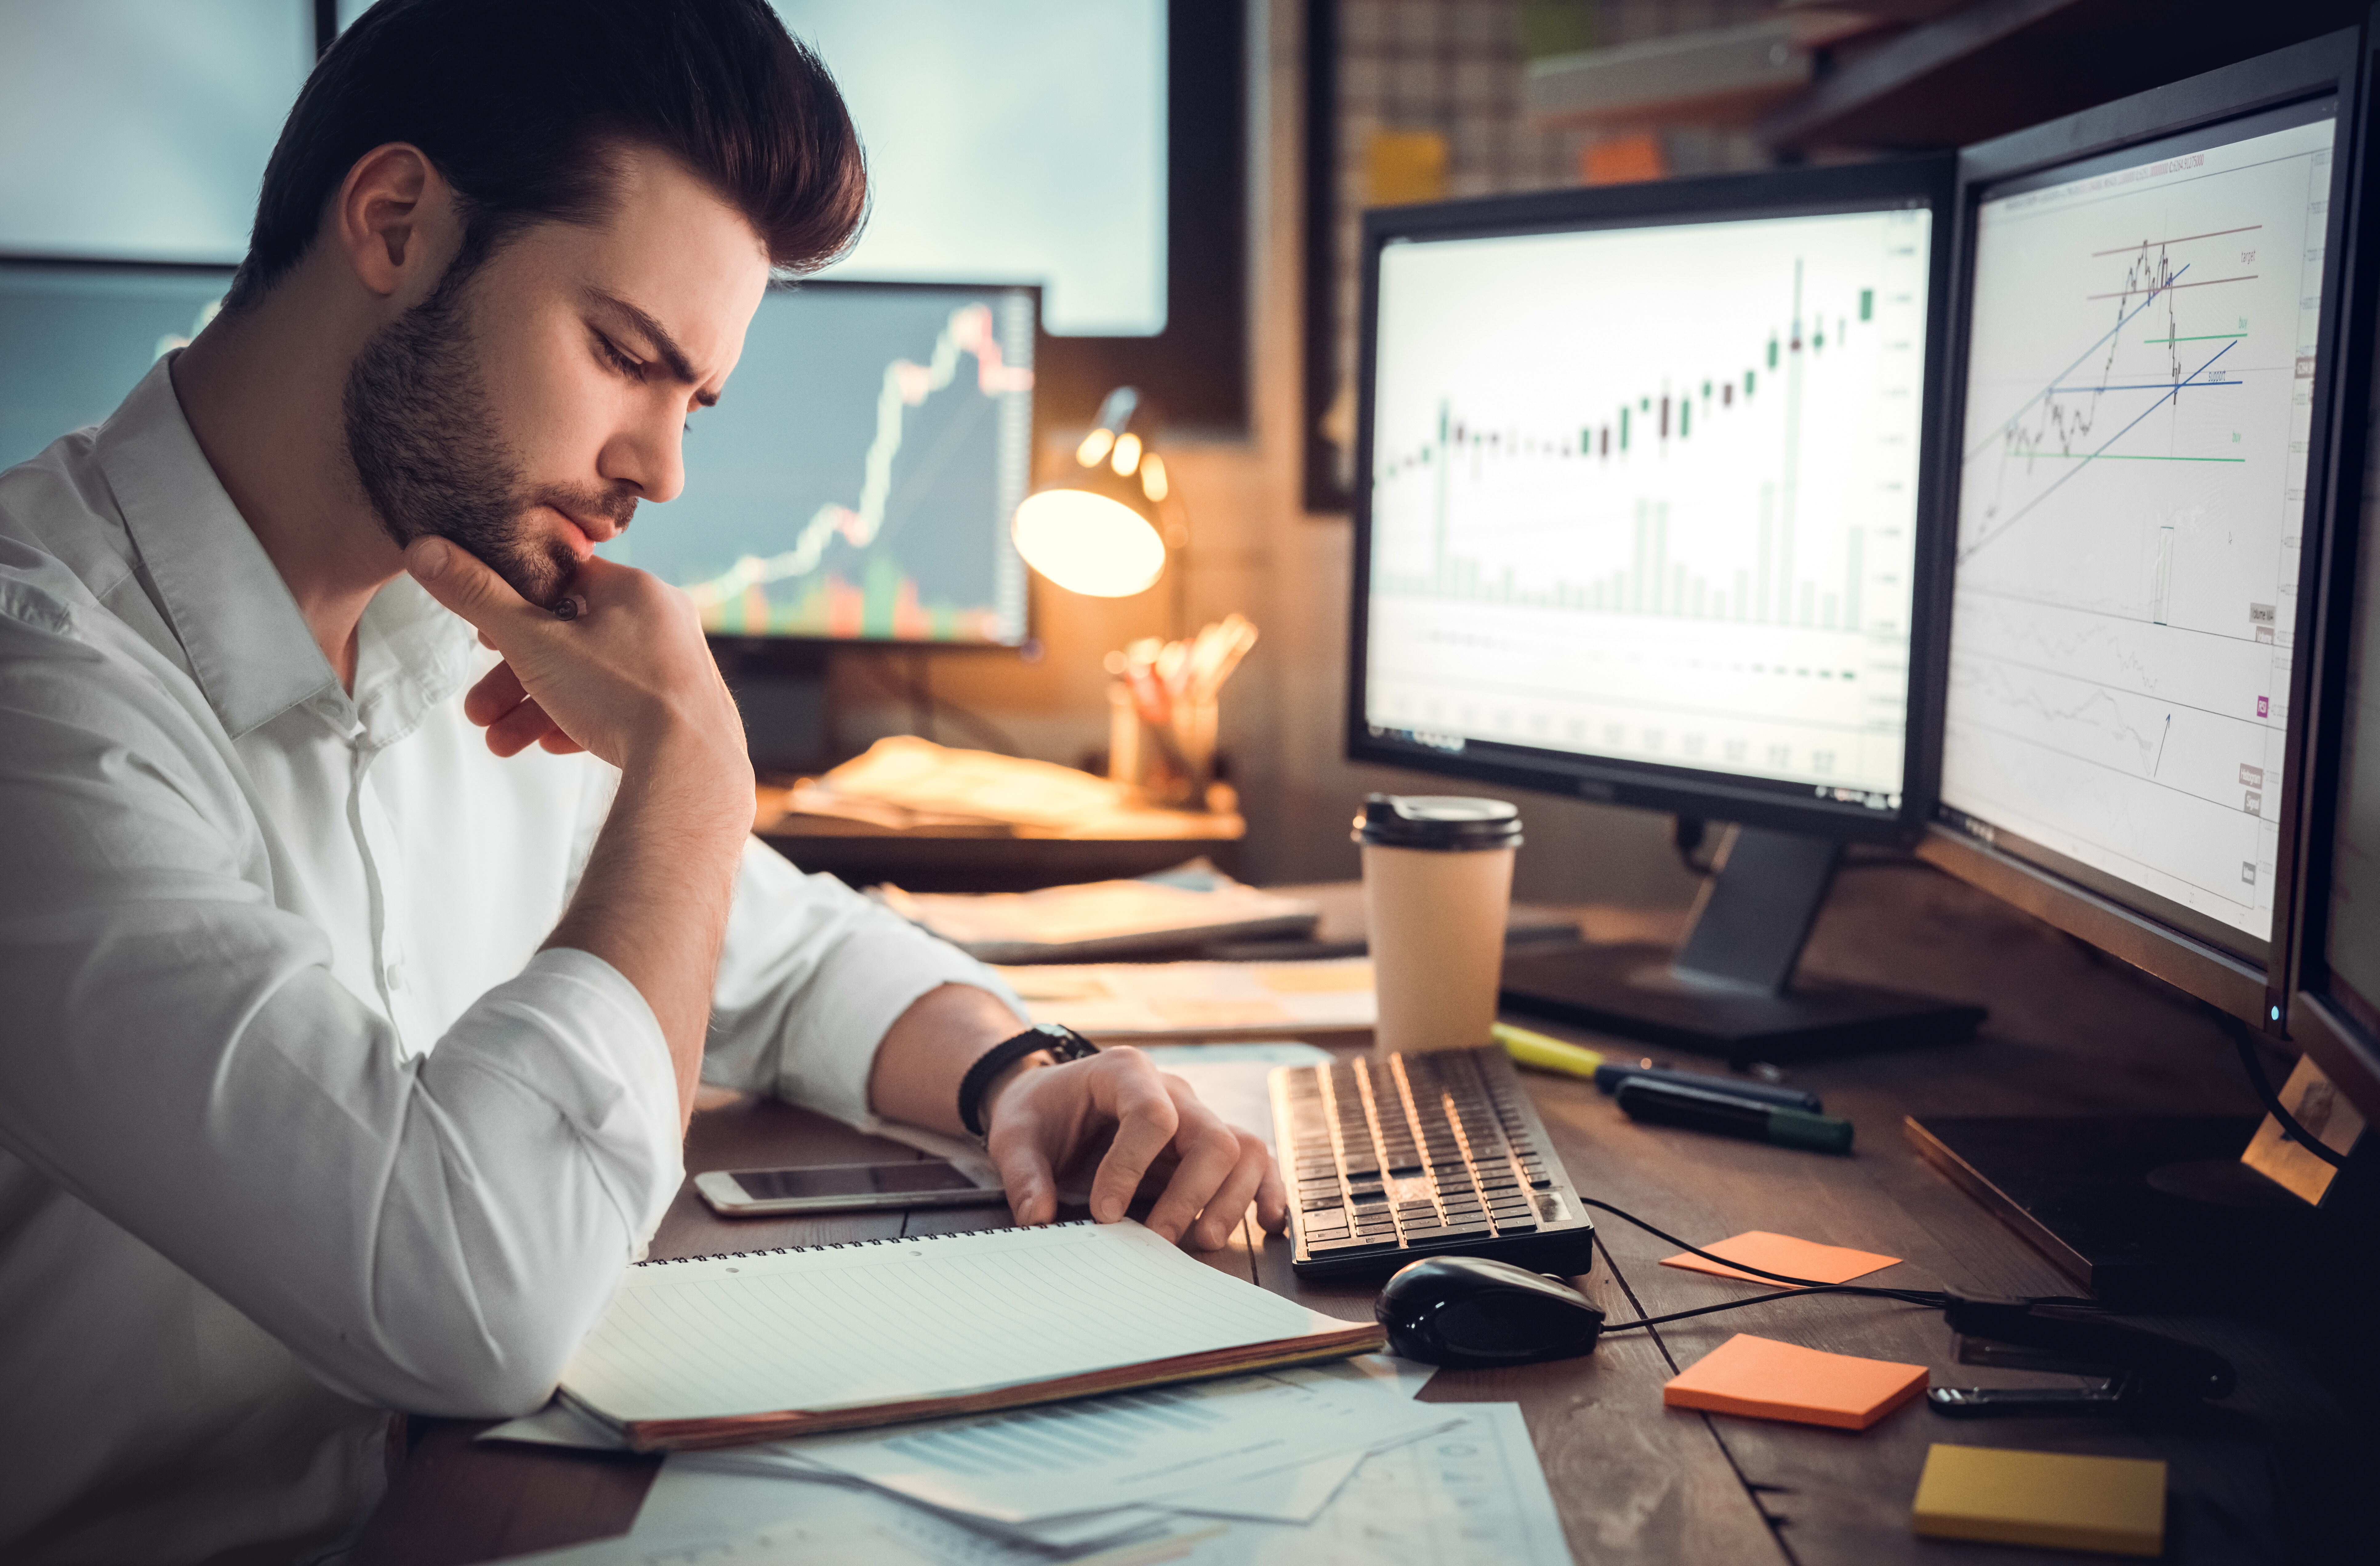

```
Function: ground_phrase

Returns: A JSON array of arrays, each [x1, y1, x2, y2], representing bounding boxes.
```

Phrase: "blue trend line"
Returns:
[[1964, 262, 2191, 463], [2049, 379, 2242, 393], [1959, 337, 2241, 565]]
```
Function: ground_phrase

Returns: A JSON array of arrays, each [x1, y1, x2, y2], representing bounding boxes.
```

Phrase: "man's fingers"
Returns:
[[1086, 1053, 1179, 1224], [486, 697, 557, 757], [536, 727, 588, 755], [405, 537, 541, 646], [464, 661, 529, 727], [1184, 1130, 1273, 1251], [1138, 1089, 1246, 1245]]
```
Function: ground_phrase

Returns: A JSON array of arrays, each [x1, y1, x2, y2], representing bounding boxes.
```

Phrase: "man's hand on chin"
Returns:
[[981, 1047, 1291, 1251]]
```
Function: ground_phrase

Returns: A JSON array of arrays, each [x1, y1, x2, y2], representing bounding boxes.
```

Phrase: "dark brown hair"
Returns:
[[225, 0, 866, 309]]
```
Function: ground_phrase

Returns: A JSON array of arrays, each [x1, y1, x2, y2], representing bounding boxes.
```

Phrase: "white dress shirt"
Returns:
[[0, 358, 1017, 1564]]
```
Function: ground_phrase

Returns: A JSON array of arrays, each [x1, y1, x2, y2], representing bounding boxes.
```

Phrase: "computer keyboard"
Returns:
[[1270, 1045, 1597, 1279]]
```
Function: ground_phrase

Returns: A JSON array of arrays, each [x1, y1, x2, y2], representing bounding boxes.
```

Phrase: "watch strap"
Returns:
[[957, 1023, 1099, 1138]]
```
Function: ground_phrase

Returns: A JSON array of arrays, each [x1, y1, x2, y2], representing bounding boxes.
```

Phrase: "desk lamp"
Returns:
[[1010, 386, 1172, 599]]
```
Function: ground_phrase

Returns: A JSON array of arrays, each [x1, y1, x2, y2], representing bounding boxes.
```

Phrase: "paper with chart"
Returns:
[[1363, 202, 1933, 805], [700, 1364, 1459, 1524], [1942, 102, 2339, 940], [500, 1404, 1569, 1566]]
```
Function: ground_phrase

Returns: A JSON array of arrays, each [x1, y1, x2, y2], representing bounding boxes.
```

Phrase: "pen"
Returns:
[[1592, 1061, 1822, 1113], [1613, 1077, 1855, 1155], [1493, 1024, 1822, 1112], [1493, 1021, 1604, 1078]]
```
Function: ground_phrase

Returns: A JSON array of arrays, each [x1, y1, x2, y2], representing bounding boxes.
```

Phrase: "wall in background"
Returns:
[[842, 1, 1705, 908]]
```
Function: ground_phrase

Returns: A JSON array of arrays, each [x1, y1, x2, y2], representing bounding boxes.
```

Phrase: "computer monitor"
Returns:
[[596, 277, 1039, 772], [1906, 29, 2370, 1298], [0, 260, 233, 470], [2286, 133, 2380, 1135], [1344, 157, 1973, 1062], [1925, 32, 2361, 1032]]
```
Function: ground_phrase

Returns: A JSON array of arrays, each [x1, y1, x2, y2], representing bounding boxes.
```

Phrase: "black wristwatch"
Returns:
[[957, 1023, 1099, 1138]]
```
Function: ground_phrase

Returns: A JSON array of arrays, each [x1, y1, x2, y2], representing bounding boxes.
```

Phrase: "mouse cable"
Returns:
[[1577, 1196, 2104, 1313], [1597, 1282, 1947, 1333]]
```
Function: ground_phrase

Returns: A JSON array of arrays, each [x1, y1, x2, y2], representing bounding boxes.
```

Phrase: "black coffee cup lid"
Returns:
[[1353, 794, 1523, 851]]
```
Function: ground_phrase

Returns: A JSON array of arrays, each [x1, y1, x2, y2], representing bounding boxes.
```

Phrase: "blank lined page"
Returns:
[[563, 1221, 1336, 1422]]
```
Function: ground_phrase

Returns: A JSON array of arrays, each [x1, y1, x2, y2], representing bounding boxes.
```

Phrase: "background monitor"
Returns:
[[602, 280, 1036, 651], [0, 0, 310, 265], [1345, 158, 1973, 1060], [1924, 34, 2362, 1033], [0, 260, 233, 469]]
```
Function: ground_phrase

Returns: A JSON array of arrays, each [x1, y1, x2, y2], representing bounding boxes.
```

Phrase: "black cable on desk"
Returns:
[[2218, 1010, 2348, 1170], [1575, 1196, 2106, 1333]]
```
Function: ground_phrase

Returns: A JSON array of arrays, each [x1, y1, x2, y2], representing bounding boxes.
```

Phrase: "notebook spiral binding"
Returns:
[[633, 1218, 1090, 1266]]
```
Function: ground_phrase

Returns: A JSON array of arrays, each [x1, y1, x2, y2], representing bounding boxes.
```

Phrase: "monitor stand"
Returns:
[[1905, 1113, 2363, 1307], [1497, 824, 1984, 1067]]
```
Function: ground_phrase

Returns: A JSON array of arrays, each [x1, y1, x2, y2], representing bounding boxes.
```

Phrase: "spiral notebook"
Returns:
[[558, 1219, 1383, 1451]]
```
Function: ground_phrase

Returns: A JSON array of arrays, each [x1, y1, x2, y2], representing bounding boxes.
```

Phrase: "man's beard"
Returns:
[[344, 263, 636, 610]]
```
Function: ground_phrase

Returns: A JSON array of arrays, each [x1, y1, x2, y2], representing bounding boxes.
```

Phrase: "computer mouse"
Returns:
[[1374, 1255, 1606, 1368]]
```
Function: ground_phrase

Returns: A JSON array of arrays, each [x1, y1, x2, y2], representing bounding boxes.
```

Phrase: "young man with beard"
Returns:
[[0, 2, 1285, 1560]]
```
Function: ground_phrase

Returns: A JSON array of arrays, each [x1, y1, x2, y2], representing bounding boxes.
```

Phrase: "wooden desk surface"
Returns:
[[354, 863, 2372, 1564]]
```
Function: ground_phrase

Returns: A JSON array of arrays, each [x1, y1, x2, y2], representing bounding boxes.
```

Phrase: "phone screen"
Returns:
[[732, 1163, 979, 1200]]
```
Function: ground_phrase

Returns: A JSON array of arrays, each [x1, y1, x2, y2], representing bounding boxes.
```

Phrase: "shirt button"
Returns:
[[384, 963, 406, 992]]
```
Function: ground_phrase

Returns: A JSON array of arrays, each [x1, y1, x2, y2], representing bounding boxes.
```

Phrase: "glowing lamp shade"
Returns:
[[1011, 487, 1166, 597]]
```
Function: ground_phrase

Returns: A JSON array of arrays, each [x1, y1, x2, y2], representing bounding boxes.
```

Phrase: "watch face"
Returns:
[[1035, 1024, 1097, 1060]]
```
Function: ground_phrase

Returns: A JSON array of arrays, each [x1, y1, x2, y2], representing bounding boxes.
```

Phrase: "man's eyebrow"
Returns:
[[584, 288, 720, 406]]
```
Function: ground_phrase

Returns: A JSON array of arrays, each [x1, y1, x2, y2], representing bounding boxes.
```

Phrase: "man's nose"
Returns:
[[604, 404, 686, 506]]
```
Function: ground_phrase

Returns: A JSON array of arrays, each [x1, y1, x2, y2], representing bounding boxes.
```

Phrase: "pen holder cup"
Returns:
[[1108, 681, 1218, 809]]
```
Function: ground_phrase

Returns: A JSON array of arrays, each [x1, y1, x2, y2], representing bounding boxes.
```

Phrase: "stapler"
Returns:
[[1926, 1292, 2237, 1417]]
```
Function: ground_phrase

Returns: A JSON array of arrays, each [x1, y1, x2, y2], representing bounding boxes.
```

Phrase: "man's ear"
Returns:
[[332, 142, 456, 301]]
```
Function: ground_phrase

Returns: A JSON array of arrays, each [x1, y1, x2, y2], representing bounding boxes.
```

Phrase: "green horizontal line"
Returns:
[[2015, 452, 2246, 462], [2139, 333, 2247, 342]]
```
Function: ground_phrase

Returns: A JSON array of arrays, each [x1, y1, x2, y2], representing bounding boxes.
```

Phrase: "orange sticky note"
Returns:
[[1660, 1231, 1902, 1286], [1664, 1333, 1929, 1430]]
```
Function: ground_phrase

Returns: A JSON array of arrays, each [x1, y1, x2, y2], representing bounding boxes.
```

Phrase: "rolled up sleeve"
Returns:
[[702, 836, 1024, 1130]]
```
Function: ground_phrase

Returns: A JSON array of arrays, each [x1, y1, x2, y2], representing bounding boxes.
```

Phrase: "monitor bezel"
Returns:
[[1342, 156, 1959, 849], [2282, 17, 2380, 1122], [1921, 26, 2367, 1032], [679, 275, 1044, 658]]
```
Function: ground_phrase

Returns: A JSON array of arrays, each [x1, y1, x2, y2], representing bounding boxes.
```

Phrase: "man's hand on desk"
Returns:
[[983, 1047, 1290, 1250], [871, 985, 1289, 1251]]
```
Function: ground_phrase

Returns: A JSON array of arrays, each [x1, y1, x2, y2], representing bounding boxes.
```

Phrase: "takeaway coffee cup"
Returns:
[[1355, 794, 1523, 1055]]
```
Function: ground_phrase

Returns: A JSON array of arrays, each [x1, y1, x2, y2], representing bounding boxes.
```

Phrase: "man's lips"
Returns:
[[551, 507, 621, 559]]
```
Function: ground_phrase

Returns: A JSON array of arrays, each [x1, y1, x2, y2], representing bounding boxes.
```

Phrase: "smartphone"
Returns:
[[693, 1160, 1007, 1216]]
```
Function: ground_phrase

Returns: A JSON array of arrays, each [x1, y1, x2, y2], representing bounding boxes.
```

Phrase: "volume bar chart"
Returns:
[[1363, 206, 1932, 797]]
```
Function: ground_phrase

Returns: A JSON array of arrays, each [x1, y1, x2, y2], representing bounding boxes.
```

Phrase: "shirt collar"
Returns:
[[93, 355, 476, 745]]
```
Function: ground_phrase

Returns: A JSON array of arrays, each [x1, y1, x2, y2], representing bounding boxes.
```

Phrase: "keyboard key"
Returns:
[[1306, 1235, 1399, 1257]]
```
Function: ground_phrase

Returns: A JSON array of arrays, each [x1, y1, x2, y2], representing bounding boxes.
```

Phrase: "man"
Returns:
[[0, 2, 1284, 1560]]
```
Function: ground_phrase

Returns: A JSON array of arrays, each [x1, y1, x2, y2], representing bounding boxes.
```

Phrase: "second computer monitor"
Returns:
[[1931, 39, 2359, 1027]]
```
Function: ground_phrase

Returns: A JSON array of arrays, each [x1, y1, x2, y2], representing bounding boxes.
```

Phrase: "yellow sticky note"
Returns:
[[1660, 1231, 1902, 1286], [1662, 1334, 1927, 1430], [1912, 1444, 2165, 1557]]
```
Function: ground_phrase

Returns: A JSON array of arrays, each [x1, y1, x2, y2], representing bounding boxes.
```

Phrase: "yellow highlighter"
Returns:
[[1492, 1021, 1605, 1078]]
